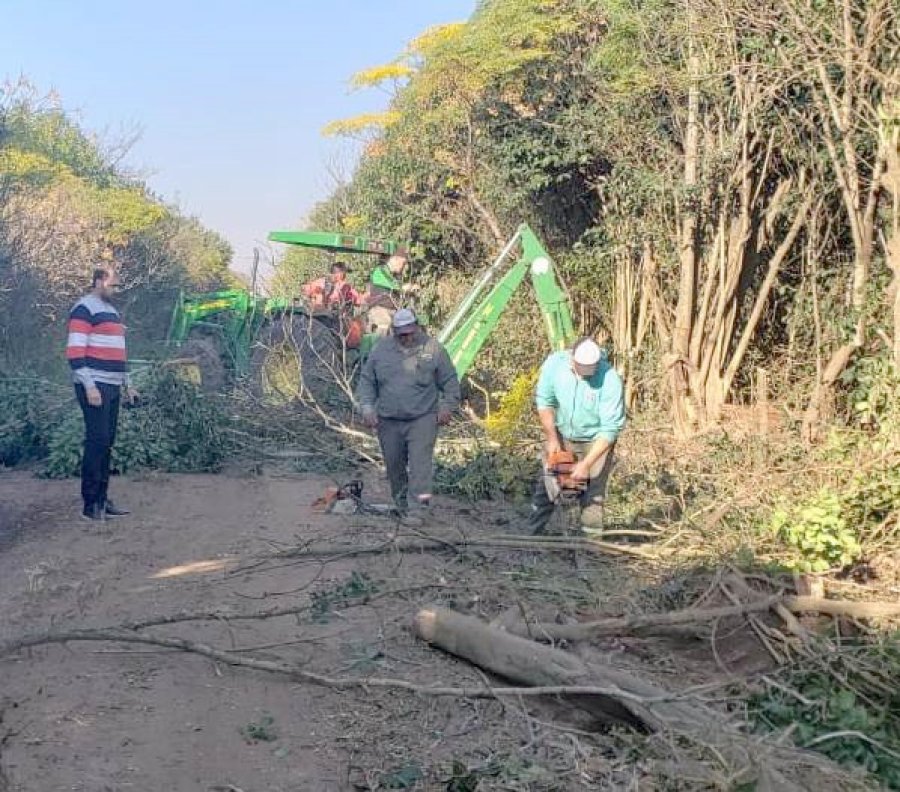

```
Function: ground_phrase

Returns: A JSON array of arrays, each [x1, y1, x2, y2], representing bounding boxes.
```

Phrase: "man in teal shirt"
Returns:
[[528, 338, 626, 534]]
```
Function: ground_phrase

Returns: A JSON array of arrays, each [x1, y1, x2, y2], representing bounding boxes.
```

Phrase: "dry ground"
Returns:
[[0, 467, 793, 792]]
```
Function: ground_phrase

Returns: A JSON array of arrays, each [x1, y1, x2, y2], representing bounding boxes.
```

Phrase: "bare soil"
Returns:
[[0, 468, 770, 792]]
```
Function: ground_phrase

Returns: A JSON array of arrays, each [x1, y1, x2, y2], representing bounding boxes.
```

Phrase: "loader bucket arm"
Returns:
[[521, 225, 576, 351], [167, 290, 255, 344]]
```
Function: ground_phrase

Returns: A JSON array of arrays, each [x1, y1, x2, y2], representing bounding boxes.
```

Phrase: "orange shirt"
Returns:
[[302, 276, 361, 308]]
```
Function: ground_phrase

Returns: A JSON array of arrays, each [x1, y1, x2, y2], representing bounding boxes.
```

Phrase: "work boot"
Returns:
[[81, 503, 105, 521], [104, 500, 130, 518], [399, 497, 430, 528]]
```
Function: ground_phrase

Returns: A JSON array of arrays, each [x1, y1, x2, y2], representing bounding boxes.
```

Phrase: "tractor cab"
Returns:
[[266, 229, 408, 356]]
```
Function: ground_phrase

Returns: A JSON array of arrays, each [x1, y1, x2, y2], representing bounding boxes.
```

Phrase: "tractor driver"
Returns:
[[364, 249, 413, 335], [527, 338, 626, 536], [302, 261, 360, 310]]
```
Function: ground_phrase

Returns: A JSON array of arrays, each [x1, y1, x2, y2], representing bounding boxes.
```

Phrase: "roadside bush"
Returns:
[[0, 378, 70, 466], [750, 635, 900, 788], [769, 489, 862, 573], [42, 368, 234, 477]]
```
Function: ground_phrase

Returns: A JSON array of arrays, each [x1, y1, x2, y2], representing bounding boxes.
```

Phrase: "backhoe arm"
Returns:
[[439, 224, 576, 378]]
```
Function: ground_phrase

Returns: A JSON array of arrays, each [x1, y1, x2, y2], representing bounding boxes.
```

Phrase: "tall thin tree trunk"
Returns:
[[721, 193, 813, 397], [670, 43, 701, 435], [881, 109, 900, 366]]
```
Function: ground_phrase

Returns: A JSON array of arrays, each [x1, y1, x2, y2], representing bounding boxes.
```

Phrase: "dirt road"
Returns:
[[1, 465, 786, 791], [1, 469, 586, 791]]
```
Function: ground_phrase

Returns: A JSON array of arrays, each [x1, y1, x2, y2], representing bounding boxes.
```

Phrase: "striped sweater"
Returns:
[[66, 293, 129, 388]]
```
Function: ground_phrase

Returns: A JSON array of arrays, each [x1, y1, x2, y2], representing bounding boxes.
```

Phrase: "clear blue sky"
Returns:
[[3, 0, 475, 275]]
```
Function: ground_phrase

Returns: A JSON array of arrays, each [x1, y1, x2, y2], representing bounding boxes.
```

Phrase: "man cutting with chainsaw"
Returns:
[[528, 338, 626, 535]]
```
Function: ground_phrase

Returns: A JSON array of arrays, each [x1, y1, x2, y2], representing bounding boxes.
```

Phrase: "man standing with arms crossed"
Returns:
[[66, 268, 138, 521], [356, 308, 460, 520], [528, 338, 626, 535]]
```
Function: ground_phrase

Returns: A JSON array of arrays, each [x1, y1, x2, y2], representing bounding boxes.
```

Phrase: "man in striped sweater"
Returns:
[[66, 268, 139, 521]]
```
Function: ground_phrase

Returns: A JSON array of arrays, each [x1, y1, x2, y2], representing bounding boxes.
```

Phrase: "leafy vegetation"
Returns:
[[435, 445, 537, 503], [770, 490, 862, 573], [751, 637, 900, 789], [0, 378, 70, 466], [11, 368, 236, 478]]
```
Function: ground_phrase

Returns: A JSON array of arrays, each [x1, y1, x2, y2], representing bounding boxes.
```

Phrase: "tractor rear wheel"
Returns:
[[249, 314, 347, 406]]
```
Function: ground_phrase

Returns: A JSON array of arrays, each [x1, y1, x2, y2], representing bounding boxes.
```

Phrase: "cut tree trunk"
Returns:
[[413, 607, 842, 791], [413, 606, 710, 732]]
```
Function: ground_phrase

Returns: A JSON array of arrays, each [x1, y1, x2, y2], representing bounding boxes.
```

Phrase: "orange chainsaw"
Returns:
[[544, 449, 587, 501]]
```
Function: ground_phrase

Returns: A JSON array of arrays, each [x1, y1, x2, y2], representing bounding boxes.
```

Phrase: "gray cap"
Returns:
[[392, 308, 418, 333]]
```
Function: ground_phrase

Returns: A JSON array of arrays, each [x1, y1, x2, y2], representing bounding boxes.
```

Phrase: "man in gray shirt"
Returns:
[[356, 308, 460, 517]]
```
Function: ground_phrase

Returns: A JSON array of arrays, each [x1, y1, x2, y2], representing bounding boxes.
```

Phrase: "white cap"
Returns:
[[572, 339, 602, 365], [392, 308, 418, 331]]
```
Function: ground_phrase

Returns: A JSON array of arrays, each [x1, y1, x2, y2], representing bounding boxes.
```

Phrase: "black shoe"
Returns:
[[104, 500, 130, 518], [81, 503, 105, 521]]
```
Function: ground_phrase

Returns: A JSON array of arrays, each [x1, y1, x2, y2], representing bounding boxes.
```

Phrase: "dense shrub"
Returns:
[[41, 368, 235, 478], [0, 378, 70, 466]]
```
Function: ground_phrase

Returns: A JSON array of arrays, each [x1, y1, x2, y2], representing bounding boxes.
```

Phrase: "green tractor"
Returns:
[[167, 223, 575, 400]]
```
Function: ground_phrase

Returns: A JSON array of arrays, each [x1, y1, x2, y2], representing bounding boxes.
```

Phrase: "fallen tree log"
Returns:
[[413, 607, 725, 733], [503, 596, 782, 641], [502, 595, 900, 643], [412, 607, 850, 792]]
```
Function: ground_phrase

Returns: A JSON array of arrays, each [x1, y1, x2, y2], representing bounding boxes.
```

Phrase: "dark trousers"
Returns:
[[376, 413, 439, 510], [75, 383, 121, 508]]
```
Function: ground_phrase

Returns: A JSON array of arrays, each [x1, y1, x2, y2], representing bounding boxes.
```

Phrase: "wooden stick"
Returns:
[[725, 572, 810, 643], [784, 596, 900, 620], [502, 595, 900, 643], [269, 532, 652, 565], [503, 596, 782, 641], [0, 628, 683, 703]]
